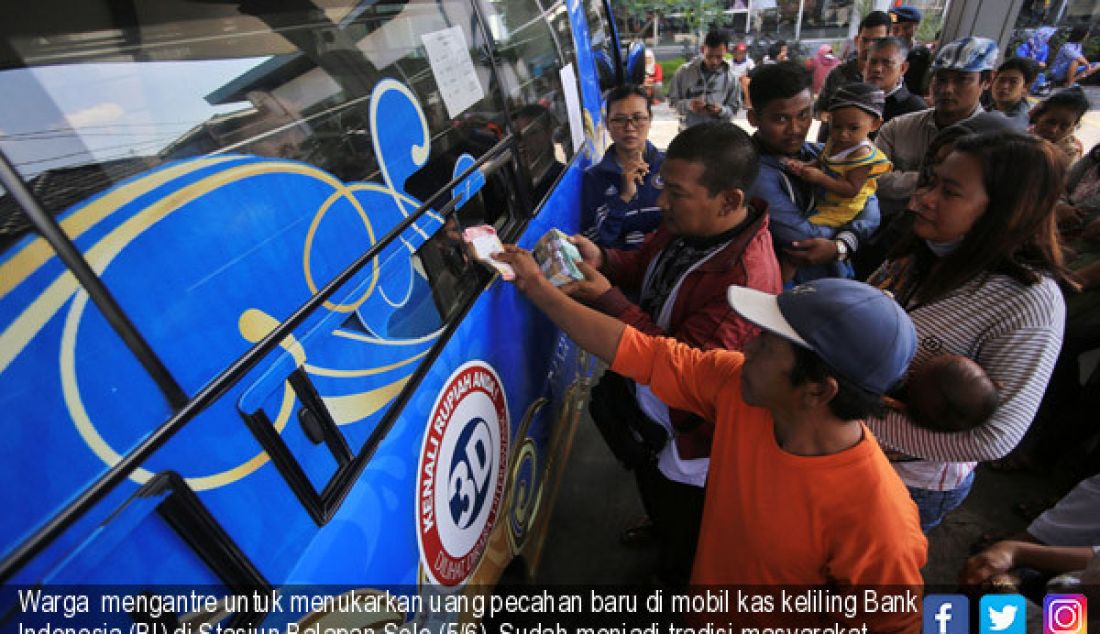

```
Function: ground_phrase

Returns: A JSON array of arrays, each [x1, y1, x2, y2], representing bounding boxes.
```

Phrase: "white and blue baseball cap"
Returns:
[[726, 278, 916, 395]]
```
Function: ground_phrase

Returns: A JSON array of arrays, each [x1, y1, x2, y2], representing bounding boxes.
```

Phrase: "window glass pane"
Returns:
[[483, 0, 574, 204], [0, 294, 173, 567], [584, 0, 619, 92]]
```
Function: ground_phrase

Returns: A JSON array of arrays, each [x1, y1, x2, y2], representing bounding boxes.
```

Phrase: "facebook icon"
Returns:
[[924, 595, 970, 634]]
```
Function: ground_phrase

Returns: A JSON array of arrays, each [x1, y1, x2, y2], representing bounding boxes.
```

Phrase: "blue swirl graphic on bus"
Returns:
[[447, 417, 494, 530]]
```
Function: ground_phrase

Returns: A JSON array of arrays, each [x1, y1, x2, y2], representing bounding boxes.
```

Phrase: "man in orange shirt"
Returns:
[[493, 249, 927, 631]]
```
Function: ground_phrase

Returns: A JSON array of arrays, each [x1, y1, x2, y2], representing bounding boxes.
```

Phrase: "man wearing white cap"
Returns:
[[495, 248, 926, 631]]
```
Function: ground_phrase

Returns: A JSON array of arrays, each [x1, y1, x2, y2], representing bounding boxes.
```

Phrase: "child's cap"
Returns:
[[828, 82, 886, 119]]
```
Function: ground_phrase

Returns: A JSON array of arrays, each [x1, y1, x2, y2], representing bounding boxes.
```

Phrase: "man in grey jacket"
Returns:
[[667, 31, 741, 130]]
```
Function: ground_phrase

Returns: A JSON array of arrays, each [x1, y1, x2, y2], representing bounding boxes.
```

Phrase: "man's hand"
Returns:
[[568, 234, 604, 268], [690, 97, 706, 113], [784, 238, 839, 267], [961, 541, 1020, 586], [493, 245, 549, 296], [781, 158, 806, 177], [619, 154, 649, 202], [560, 261, 612, 303], [705, 102, 722, 115]]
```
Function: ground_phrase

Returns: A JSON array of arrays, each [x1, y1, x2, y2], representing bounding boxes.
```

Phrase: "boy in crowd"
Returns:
[[985, 57, 1039, 130], [1029, 86, 1092, 169], [493, 250, 927, 631], [887, 354, 1000, 433], [730, 42, 756, 109], [815, 10, 891, 142]]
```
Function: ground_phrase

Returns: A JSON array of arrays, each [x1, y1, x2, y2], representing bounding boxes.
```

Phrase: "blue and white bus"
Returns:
[[0, 0, 625, 628]]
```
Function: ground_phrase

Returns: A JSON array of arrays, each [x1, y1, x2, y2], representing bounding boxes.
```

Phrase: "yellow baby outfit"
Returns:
[[812, 140, 892, 227]]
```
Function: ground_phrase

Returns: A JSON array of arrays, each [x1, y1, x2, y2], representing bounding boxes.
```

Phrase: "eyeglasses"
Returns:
[[608, 114, 651, 128]]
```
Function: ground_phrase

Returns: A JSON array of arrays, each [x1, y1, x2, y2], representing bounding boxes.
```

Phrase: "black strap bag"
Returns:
[[588, 370, 668, 470]]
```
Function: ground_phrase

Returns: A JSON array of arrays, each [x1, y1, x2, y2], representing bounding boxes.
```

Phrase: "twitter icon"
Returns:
[[981, 594, 1027, 634]]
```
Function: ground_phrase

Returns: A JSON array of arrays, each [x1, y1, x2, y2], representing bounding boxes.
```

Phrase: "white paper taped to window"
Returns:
[[421, 25, 485, 119], [559, 63, 584, 153]]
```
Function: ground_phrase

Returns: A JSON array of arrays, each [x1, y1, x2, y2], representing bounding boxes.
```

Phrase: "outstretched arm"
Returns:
[[494, 246, 624, 362], [962, 540, 1094, 586]]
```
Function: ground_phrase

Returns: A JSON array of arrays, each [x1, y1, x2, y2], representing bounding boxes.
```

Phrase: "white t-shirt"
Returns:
[[1029, 474, 1100, 546], [730, 57, 755, 80]]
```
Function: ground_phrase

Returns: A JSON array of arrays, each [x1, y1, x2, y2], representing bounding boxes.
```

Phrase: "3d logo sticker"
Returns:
[[418, 361, 509, 585]]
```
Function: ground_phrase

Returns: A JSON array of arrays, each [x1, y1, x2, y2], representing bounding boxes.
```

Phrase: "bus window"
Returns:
[[547, 2, 581, 72], [584, 0, 620, 91], [414, 147, 523, 322], [481, 0, 577, 206]]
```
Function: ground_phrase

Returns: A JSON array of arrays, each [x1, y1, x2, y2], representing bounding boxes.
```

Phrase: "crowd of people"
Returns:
[[505, 5, 1098, 628]]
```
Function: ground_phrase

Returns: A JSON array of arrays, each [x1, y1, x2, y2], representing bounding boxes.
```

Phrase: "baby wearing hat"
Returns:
[[783, 82, 893, 281]]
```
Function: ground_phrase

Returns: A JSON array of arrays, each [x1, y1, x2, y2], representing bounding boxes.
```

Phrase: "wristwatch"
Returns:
[[834, 239, 849, 262]]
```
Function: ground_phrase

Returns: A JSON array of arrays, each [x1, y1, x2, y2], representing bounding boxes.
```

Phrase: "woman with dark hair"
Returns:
[[1049, 25, 1099, 87], [867, 132, 1073, 531], [854, 112, 1013, 279]]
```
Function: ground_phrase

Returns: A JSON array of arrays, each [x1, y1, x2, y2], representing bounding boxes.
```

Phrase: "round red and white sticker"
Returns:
[[417, 361, 509, 585]]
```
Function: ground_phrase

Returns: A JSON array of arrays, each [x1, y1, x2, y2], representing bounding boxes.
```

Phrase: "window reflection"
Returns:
[[514, 105, 565, 202], [584, 0, 619, 91], [481, 0, 574, 199], [0, 0, 514, 254]]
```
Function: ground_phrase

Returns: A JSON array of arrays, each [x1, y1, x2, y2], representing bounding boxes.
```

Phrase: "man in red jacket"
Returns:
[[565, 121, 782, 587]]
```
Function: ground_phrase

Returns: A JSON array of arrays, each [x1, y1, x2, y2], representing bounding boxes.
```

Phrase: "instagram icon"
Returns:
[[1045, 594, 1087, 633]]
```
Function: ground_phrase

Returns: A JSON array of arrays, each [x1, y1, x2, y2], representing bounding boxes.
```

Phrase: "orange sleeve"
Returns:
[[610, 326, 743, 422], [824, 477, 928, 632]]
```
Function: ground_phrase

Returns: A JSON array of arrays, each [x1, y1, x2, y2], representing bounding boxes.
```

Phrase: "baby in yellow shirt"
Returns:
[[785, 82, 892, 240]]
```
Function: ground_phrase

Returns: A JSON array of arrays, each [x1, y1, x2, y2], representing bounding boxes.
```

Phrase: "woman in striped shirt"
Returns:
[[868, 131, 1075, 531]]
